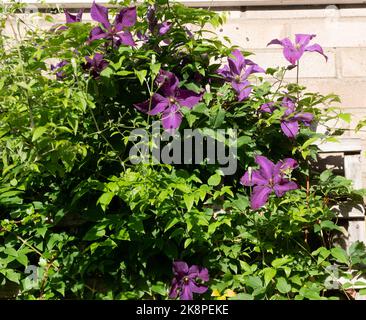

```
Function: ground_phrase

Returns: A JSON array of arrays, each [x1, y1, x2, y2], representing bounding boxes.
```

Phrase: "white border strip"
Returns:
[[5, 0, 366, 8]]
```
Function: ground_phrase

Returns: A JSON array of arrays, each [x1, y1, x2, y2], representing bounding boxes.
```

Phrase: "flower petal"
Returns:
[[188, 265, 209, 282], [189, 281, 208, 294], [65, 9, 83, 23], [116, 31, 135, 46], [115, 6, 137, 30], [227, 49, 245, 75], [295, 34, 316, 47], [255, 155, 275, 180], [217, 65, 233, 80], [242, 62, 265, 79], [259, 102, 275, 113], [89, 26, 110, 42], [250, 185, 272, 209], [169, 278, 179, 299], [156, 70, 179, 96], [267, 38, 285, 47], [161, 105, 182, 132], [304, 43, 328, 61], [231, 80, 251, 101], [176, 89, 202, 109], [274, 180, 298, 197], [173, 261, 189, 275], [283, 45, 303, 65], [282, 97, 296, 116], [281, 120, 299, 139], [133, 99, 150, 113], [240, 170, 268, 186], [158, 21, 172, 35], [245, 59, 266, 74], [90, 1, 111, 30], [279, 158, 298, 171], [147, 94, 169, 115], [293, 112, 314, 126], [180, 284, 193, 300]]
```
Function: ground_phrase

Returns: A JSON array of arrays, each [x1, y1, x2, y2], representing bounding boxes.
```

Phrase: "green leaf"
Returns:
[[164, 217, 180, 232], [232, 194, 249, 211], [16, 254, 29, 267], [184, 238, 192, 249], [276, 277, 291, 294], [150, 63, 161, 77], [100, 67, 114, 78], [246, 276, 262, 289], [114, 228, 130, 241], [330, 247, 349, 265], [208, 173, 221, 186], [32, 126, 48, 142], [134, 69, 147, 85], [4, 269, 20, 284], [97, 192, 115, 212], [263, 268, 276, 287], [151, 282, 167, 296], [319, 170, 332, 182], [271, 257, 292, 268], [183, 194, 195, 211], [83, 225, 106, 241], [237, 136, 252, 148], [359, 289, 366, 296], [230, 293, 254, 300], [338, 113, 351, 123], [213, 109, 226, 128]]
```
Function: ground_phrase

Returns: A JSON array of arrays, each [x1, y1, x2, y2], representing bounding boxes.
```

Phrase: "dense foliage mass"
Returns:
[[0, 0, 366, 300]]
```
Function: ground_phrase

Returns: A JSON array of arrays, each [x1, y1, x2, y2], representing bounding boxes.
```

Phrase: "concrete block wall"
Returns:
[[3, 3, 366, 186]]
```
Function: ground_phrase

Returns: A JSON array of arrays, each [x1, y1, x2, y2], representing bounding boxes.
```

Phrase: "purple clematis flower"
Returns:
[[89, 1, 136, 47], [65, 9, 83, 23], [137, 5, 172, 43], [260, 97, 314, 139], [267, 34, 328, 65], [240, 155, 299, 210], [134, 70, 202, 132], [147, 5, 172, 36], [169, 261, 209, 300], [54, 9, 83, 31], [84, 53, 109, 78], [51, 60, 68, 80], [218, 49, 265, 101]]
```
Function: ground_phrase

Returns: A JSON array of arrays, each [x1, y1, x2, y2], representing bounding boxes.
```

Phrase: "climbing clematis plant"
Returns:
[[1, 0, 360, 302], [134, 70, 202, 132], [218, 49, 264, 101], [267, 34, 328, 65], [240, 156, 299, 209], [89, 1, 136, 47]]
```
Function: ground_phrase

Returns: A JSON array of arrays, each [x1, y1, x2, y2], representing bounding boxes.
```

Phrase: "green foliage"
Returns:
[[0, 0, 365, 300]]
